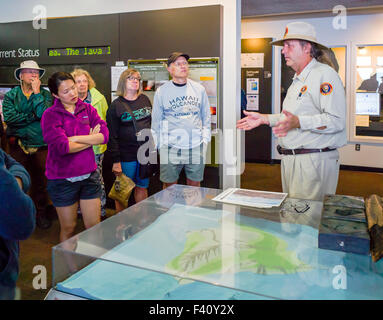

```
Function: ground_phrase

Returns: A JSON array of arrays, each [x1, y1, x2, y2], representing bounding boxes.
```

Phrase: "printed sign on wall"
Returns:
[[246, 95, 259, 111], [246, 78, 259, 95]]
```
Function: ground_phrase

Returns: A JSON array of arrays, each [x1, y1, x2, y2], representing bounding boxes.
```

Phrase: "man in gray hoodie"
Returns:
[[151, 52, 211, 189]]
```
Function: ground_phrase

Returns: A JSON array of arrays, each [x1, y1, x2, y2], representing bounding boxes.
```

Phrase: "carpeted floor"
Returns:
[[240, 163, 383, 198], [16, 163, 383, 300]]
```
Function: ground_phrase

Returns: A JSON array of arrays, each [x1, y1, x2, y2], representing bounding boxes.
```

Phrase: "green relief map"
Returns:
[[166, 222, 311, 279]]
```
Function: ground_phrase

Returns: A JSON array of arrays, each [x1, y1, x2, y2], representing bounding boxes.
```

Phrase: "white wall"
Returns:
[[242, 12, 383, 168], [0, 0, 218, 22], [0, 0, 242, 187]]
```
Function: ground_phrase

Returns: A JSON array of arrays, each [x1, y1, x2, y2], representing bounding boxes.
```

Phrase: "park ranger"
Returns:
[[237, 22, 347, 201]]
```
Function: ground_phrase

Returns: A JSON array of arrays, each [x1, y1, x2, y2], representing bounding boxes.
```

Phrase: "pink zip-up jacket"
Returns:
[[41, 98, 109, 179]]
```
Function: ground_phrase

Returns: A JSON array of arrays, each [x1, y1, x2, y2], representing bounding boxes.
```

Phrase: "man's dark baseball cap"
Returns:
[[167, 52, 190, 66]]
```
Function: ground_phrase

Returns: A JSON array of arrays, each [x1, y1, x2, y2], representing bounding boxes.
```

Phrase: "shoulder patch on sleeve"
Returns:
[[320, 82, 333, 95]]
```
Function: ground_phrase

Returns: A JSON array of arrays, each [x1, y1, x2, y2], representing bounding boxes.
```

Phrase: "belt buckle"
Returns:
[[291, 149, 295, 155]]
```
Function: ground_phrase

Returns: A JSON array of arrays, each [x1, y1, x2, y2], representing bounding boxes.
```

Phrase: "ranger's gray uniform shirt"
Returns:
[[268, 58, 347, 200]]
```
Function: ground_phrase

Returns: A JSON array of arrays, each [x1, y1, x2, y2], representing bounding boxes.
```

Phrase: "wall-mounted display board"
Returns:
[[126, 60, 168, 104], [241, 38, 273, 163], [188, 59, 219, 132], [127, 58, 219, 132]]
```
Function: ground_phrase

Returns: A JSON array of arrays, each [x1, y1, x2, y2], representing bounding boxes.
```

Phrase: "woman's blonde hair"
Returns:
[[71, 68, 96, 90], [116, 68, 142, 97]]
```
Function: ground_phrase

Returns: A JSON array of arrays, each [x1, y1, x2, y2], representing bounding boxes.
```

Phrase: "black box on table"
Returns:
[[318, 195, 370, 255]]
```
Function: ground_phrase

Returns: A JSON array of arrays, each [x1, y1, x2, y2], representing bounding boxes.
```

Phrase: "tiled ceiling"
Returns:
[[242, 0, 383, 17]]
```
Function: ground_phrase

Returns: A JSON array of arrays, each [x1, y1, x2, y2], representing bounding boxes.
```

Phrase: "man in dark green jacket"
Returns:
[[3, 60, 53, 229]]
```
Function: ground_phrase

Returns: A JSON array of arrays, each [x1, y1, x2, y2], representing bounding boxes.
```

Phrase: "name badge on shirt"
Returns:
[[297, 85, 307, 99]]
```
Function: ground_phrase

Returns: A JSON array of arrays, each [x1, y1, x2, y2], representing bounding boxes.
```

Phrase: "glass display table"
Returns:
[[46, 184, 383, 300]]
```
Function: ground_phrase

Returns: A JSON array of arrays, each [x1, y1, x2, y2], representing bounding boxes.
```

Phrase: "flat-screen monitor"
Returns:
[[355, 92, 380, 116]]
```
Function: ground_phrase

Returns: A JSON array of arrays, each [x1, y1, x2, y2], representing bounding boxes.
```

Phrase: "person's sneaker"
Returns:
[[36, 213, 52, 229]]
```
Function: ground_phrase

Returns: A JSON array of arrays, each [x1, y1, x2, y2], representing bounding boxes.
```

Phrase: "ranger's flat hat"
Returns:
[[270, 22, 328, 50], [15, 60, 45, 81]]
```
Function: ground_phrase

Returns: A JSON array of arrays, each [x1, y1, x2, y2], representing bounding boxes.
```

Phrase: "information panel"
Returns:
[[188, 60, 219, 131], [127, 60, 169, 104]]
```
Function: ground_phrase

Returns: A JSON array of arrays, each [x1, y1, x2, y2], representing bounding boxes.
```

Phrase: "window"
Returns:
[[354, 45, 383, 139]]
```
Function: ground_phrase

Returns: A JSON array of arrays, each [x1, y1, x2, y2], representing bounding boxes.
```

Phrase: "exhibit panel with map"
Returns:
[[48, 185, 383, 300]]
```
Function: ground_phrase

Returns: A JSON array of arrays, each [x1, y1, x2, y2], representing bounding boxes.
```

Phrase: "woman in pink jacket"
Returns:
[[41, 72, 109, 243]]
